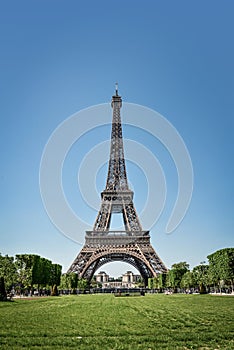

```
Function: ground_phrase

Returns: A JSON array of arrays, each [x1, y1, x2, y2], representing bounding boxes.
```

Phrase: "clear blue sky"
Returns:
[[0, 1, 233, 277]]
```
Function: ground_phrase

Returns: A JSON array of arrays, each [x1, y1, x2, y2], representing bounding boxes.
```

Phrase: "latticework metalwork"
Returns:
[[68, 86, 167, 285]]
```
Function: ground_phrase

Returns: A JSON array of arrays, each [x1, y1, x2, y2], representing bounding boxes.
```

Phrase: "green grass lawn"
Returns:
[[0, 294, 233, 349]]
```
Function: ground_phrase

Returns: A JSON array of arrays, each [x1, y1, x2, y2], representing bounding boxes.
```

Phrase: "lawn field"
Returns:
[[0, 294, 233, 349]]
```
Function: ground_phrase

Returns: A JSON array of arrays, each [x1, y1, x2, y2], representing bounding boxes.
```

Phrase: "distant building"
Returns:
[[95, 271, 109, 284], [122, 271, 141, 288], [94, 271, 141, 288]]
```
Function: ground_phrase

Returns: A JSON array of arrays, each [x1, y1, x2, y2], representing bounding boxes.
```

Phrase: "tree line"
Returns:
[[148, 248, 234, 293], [0, 248, 233, 299], [0, 254, 62, 300]]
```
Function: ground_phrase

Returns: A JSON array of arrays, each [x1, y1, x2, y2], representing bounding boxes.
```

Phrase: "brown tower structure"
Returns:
[[68, 85, 167, 285]]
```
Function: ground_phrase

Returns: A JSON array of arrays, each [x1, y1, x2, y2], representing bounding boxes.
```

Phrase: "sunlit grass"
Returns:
[[0, 294, 233, 349]]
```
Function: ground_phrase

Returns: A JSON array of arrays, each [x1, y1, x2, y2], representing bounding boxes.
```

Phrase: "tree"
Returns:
[[31, 255, 41, 286], [193, 263, 210, 293], [59, 273, 70, 290], [208, 248, 234, 292], [77, 278, 88, 292], [0, 254, 17, 292], [33, 257, 48, 288], [90, 277, 101, 289], [15, 254, 62, 293], [171, 262, 190, 272], [68, 273, 78, 293], [50, 264, 62, 287], [148, 277, 159, 289], [70, 273, 78, 289], [148, 278, 153, 289], [59, 273, 78, 291], [158, 273, 167, 290], [16, 254, 48, 290], [180, 271, 194, 291], [135, 277, 145, 288], [15, 254, 36, 289], [59, 274, 68, 290], [167, 262, 190, 292]]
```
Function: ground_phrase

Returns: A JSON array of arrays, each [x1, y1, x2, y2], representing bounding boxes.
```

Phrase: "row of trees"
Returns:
[[1, 248, 233, 298], [0, 253, 97, 299], [148, 248, 234, 293], [0, 254, 62, 299], [59, 273, 89, 293]]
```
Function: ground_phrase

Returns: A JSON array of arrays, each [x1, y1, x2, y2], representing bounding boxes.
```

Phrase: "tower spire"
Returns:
[[107, 85, 128, 191], [115, 82, 118, 96], [93, 87, 142, 232]]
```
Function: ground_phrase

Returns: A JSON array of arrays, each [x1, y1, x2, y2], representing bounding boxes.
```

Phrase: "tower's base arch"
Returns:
[[68, 232, 167, 286]]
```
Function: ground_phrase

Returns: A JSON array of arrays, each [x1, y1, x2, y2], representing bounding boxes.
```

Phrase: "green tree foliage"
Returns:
[[135, 277, 145, 288], [148, 277, 159, 289], [16, 254, 45, 288], [192, 263, 210, 293], [59, 274, 70, 290], [90, 277, 102, 289], [69, 273, 78, 290], [15, 254, 62, 290], [37, 257, 51, 286], [148, 274, 167, 291], [50, 264, 62, 287], [0, 254, 17, 292], [171, 262, 190, 272], [158, 273, 167, 290], [15, 254, 36, 288], [77, 278, 88, 291], [59, 273, 78, 291], [208, 248, 234, 291], [31, 255, 42, 286], [180, 271, 194, 290], [148, 278, 153, 289], [167, 262, 189, 291]]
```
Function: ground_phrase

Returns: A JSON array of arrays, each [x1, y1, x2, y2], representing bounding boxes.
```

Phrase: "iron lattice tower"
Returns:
[[68, 85, 167, 285]]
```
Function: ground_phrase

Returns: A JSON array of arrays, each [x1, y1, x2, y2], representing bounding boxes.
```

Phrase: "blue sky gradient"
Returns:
[[1, 1, 233, 276]]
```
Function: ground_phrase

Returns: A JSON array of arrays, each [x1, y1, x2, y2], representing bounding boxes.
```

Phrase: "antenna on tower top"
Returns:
[[115, 82, 118, 96]]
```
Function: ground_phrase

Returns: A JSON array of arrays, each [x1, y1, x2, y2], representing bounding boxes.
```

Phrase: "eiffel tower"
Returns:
[[68, 85, 167, 285]]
